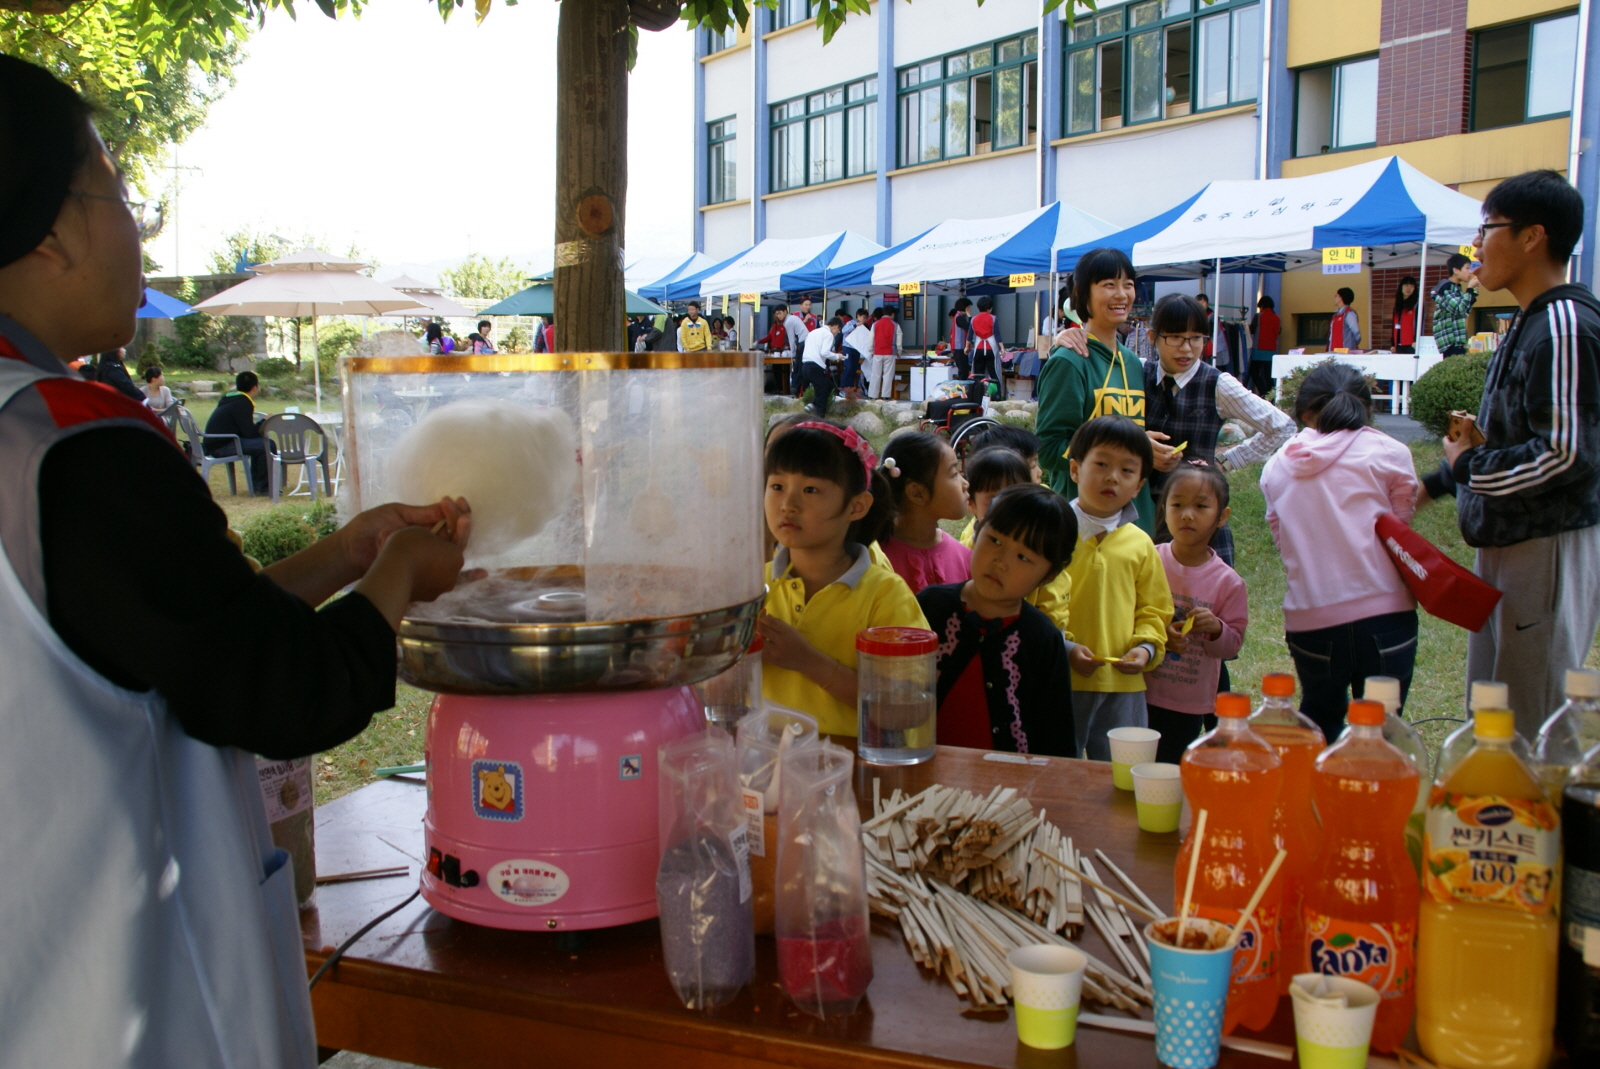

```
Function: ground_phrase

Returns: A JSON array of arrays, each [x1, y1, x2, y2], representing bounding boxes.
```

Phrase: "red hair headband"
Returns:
[[794, 421, 878, 483]]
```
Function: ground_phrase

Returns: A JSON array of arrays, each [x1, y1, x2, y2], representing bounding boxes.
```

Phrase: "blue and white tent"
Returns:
[[666, 231, 884, 301], [633, 252, 723, 301], [1129, 156, 1481, 270], [1054, 191, 1205, 274], [863, 202, 1118, 286]]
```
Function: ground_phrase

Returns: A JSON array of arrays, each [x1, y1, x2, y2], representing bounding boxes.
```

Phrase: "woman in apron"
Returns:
[[0, 57, 470, 1068]]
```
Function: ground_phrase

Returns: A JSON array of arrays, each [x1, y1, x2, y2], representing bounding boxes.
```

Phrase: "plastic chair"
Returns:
[[261, 412, 332, 503], [173, 403, 256, 497]]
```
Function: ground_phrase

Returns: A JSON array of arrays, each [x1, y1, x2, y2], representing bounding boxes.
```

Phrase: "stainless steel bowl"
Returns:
[[397, 595, 763, 695]]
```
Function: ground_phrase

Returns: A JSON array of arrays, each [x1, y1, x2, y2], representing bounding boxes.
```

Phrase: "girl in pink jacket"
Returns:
[[1260, 363, 1420, 740]]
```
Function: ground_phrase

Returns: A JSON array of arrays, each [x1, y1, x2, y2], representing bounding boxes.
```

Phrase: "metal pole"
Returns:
[[1569, 0, 1592, 283], [1212, 258, 1222, 362], [312, 314, 322, 413]]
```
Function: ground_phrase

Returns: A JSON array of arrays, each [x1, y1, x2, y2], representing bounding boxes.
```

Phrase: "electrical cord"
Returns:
[[308, 888, 421, 990]]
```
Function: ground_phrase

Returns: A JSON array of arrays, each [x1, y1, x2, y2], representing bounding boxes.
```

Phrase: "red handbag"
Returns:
[[1374, 512, 1502, 632]]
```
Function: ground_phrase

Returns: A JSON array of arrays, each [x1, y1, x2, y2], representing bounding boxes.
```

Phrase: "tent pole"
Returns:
[[1212, 258, 1222, 363], [1418, 241, 1428, 343]]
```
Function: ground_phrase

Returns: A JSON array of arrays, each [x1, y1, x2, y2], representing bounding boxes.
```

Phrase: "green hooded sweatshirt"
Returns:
[[1034, 334, 1154, 533]]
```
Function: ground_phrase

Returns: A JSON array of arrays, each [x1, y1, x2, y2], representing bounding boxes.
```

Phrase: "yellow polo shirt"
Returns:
[[762, 544, 929, 736], [678, 317, 711, 352], [1062, 504, 1173, 694], [958, 518, 1072, 635]]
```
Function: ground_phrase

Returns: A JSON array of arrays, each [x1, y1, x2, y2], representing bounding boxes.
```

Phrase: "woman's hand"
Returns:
[[353, 525, 467, 630], [1148, 430, 1182, 473], [336, 497, 472, 577], [1165, 621, 1190, 657], [1053, 325, 1090, 356]]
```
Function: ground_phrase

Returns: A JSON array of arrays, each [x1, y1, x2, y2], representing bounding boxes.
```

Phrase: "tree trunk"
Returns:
[[554, 0, 631, 353]]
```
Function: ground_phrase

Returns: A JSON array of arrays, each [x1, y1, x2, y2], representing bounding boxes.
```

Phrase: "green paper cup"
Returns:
[[1008, 944, 1086, 1050], [1131, 762, 1183, 833], [1108, 727, 1161, 789], [1290, 973, 1379, 1069]]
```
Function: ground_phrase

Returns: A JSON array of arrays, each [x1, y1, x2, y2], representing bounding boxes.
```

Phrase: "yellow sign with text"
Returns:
[[1459, 244, 1478, 258], [899, 281, 921, 295], [1322, 246, 1363, 275], [740, 292, 760, 305], [1009, 273, 1037, 288]]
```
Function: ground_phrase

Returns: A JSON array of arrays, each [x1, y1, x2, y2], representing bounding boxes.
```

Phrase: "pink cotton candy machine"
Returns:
[[340, 352, 765, 930]]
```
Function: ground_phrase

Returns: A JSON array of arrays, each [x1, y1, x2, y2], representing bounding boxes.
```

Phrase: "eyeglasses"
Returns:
[[1474, 221, 1513, 246], [69, 189, 164, 241], [1158, 334, 1208, 350]]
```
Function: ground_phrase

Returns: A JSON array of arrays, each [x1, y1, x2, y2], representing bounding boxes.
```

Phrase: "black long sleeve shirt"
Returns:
[[37, 425, 398, 759]]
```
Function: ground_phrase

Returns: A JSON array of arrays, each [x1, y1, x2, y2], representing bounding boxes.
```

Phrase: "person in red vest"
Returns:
[[970, 296, 1006, 399], [867, 306, 900, 399], [1329, 287, 1361, 350], [798, 296, 819, 332], [1391, 275, 1419, 353], [1247, 294, 1280, 397]]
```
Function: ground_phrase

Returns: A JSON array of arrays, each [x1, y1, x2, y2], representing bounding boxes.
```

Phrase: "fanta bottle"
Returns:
[[1304, 700, 1419, 1052], [1176, 692, 1284, 1034], [1248, 672, 1325, 994], [1417, 709, 1559, 1069]]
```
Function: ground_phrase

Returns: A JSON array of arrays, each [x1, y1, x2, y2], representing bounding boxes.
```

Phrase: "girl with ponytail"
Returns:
[[758, 422, 929, 736], [1259, 363, 1423, 740]]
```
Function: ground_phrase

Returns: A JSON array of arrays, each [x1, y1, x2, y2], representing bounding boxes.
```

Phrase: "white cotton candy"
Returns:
[[386, 398, 579, 557]]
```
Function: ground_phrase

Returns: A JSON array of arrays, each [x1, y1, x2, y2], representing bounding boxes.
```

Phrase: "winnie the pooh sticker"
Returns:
[[472, 760, 524, 822]]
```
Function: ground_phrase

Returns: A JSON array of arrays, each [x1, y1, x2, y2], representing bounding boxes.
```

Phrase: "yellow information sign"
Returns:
[[1322, 246, 1363, 275], [899, 281, 921, 295], [740, 292, 760, 305], [1009, 273, 1037, 288], [1459, 244, 1478, 257]]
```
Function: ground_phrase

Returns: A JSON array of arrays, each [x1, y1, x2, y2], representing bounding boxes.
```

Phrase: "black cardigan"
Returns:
[[915, 582, 1074, 758]]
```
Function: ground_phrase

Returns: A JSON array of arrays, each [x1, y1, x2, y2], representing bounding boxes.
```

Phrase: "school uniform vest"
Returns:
[[1141, 358, 1235, 565], [0, 332, 317, 1068]]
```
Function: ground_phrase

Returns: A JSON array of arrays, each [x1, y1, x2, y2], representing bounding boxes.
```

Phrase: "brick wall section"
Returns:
[[1376, 0, 1471, 146], [1369, 264, 1437, 346]]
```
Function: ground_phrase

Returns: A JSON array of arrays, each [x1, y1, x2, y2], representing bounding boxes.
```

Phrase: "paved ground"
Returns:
[[1375, 412, 1431, 443]]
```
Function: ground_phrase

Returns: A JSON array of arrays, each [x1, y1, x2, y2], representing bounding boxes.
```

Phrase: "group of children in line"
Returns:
[[755, 245, 1423, 764]]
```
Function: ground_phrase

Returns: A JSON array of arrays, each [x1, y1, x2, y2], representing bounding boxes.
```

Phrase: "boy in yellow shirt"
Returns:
[[1061, 416, 1173, 760], [677, 301, 711, 352]]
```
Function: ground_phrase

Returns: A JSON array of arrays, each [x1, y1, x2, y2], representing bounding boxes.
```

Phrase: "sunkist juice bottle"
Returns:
[[1247, 672, 1324, 995], [1417, 708, 1560, 1069], [1358, 676, 1431, 876], [1176, 691, 1284, 1034], [1533, 668, 1600, 806], [1304, 700, 1419, 1053]]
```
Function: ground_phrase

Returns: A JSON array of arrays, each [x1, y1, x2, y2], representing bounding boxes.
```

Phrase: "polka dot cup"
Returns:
[[1144, 918, 1237, 1069]]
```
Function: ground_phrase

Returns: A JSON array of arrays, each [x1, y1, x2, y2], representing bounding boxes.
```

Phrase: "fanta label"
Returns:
[[1423, 789, 1559, 914], [1303, 913, 1415, 999], [1188, 902, 1279, 985]]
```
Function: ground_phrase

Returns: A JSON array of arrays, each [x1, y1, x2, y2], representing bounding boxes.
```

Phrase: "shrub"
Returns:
[[304, 499, 340, 540], [1409, 351, 1491, 438], [255, 356, 296, 379], [315, 321, 363, 377], [1275, 357, 1378, 425], [149, 281, 258, 370], [240, 507, 315, 567], [502, 325, 531, 353]]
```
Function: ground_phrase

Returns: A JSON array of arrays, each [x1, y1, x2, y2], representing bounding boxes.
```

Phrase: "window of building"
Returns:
[[708, 118, 737, 204], [770, 78, 879, 192], [1292, 56, 1378, 156], [897, 32, 1038, 166], [705, 23, 739, 55], [1063, 0, 1259, 136], [1471, 12, 1579, 131], [775, 0, 814, 30]]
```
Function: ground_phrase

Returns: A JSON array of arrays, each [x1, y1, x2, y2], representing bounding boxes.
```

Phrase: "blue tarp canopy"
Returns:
[[136, 287, 197, 319]]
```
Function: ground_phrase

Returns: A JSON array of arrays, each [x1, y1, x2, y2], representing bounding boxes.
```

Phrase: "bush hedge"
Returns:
[[1275, 357, 1379, 425], [1409, 351, 1491, 438], [240, 507, 316, 567]]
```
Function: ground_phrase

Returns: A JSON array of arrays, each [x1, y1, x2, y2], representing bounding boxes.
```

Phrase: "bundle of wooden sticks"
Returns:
[[862, 782, 1167, 1011]]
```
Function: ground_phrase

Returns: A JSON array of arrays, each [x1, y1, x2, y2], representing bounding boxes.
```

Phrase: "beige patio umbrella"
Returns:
[[194, 248, 427, 411], [379, 274, 476, 321]]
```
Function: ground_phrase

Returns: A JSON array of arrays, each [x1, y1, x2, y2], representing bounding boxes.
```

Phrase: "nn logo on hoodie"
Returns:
[[1384, 537, 1429, 581]]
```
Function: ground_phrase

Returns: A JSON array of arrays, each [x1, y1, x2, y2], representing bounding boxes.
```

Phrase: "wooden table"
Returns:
[[304, 748, 1300, 1069]]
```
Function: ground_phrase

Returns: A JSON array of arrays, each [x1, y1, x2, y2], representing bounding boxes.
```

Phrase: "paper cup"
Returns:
[[1145, 918, 1237, 1069], [1291, 974, 1380, 1069], [1007, 944, 1087, 1050], [1131, 762, 1183, 832], [1108, 727, 1161, 789]]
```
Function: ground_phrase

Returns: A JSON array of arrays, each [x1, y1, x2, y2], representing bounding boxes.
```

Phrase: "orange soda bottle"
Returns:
[[1303, 700, 1420, 1053], [1176, 692, 1285, 1034], [1248, 672, 1326, 995]]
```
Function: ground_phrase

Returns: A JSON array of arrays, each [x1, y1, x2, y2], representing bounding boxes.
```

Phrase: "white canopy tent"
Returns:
[[377, 275, 475, 320], [672, 231, 885, 300], [863, 201, 1118, 286]]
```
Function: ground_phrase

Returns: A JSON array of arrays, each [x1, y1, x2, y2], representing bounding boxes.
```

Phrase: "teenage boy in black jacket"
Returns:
[[1422, 170, 1600, 738]]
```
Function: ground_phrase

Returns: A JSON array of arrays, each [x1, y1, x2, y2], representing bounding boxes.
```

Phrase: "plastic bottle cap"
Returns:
[[1347, 700, 1385, 727], [1364, 676, 1402, 710], [1469, 680, 1510, 710], [747, 633, 765, 654], [856, 626, 938, 657], [1215, 692, 1251, 718], [1473, 709, 1515, 740], [1567, 668, 1600, 699], [1261, 673, 1296, 698]]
